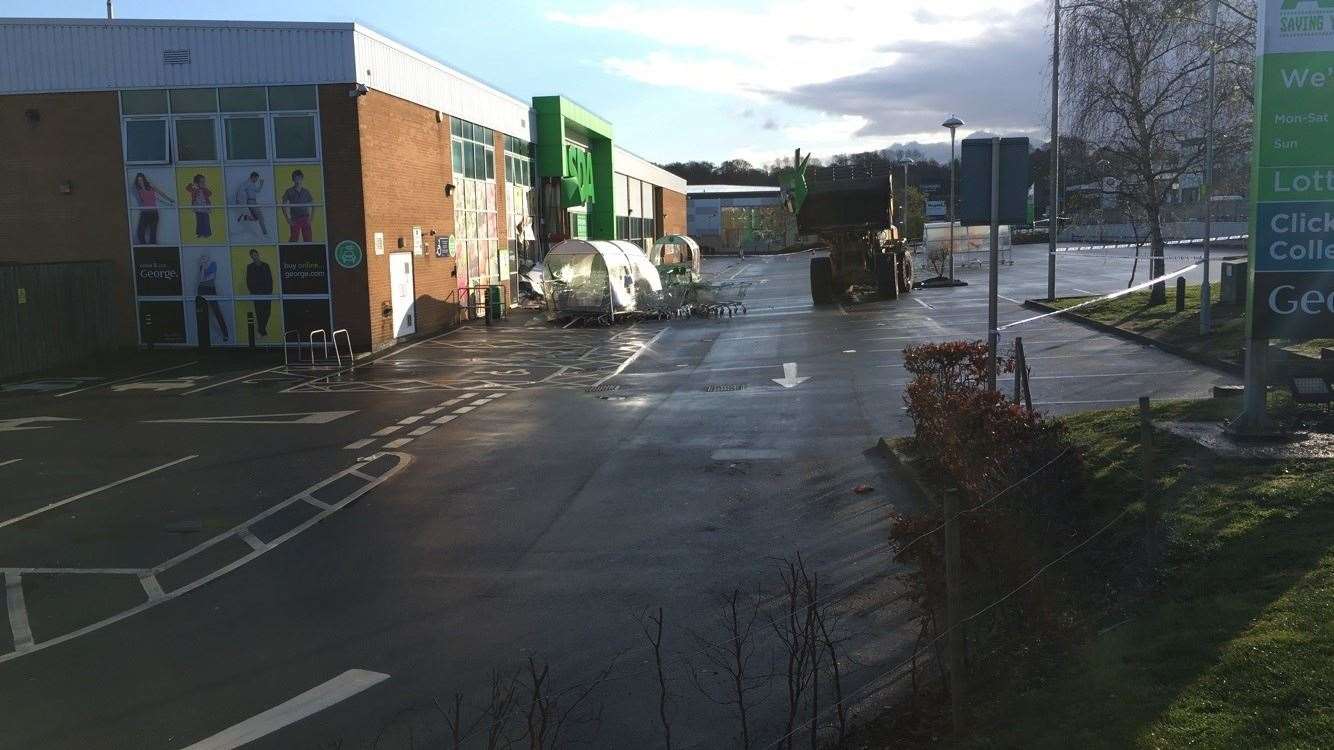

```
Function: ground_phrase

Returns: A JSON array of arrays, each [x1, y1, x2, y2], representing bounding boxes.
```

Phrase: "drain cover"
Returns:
[[587, 384, 620, 393], [705, 384, 746, 392]]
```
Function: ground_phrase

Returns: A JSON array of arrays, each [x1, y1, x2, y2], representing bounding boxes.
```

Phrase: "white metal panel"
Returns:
[[612, 146, 686, 194], [0, 19, 356, 93], [614, 174, 630, 217], [352, 26, 532, 140], [640, 180, 654, 219]]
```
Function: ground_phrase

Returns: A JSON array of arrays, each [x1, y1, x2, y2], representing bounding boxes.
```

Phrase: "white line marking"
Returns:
[[145, 411, 356, 426], [347, 470, 378, 483], [1074, 288, 1097, 295], [440, 398, 463, 406], [55, 361, 199, 397], [912, 297, 935, 310], [398, 415, 424, 424], [371, 426, 402, 437], [139, 573, 165, 600], [453, 406, 475, 414], [5, 572, 33, 651], [383, 438, 413, 448], [0, 417, 78, 433], [0, 455, 197, 530], [484, 392, 506, 399], [459, 392, 479, 399], [593, 328, 668, 388], [180, 669, 390, 750], [421, 406, 445, 414], [431, 415, 457, 425], [999, 295, 1023, 304], [0, 459, 22, 468], [408, 425, 436, 437], [180, 365, 285, 396], [343, 438, 375, 450], [0, 456, 412, 665], [239, 530, 266, 552], [469, 399, 490, 406]]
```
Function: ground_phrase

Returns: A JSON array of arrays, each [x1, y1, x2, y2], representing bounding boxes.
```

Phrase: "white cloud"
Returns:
[[547, 0, 1020, 97]]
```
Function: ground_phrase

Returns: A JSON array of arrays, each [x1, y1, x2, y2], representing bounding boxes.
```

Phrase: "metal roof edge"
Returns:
[[350, 22, 531, 111], [0, 17, 356, 31]]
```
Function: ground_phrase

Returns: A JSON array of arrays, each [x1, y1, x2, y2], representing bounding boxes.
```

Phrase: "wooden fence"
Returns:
[[0, 261, 118, 380]]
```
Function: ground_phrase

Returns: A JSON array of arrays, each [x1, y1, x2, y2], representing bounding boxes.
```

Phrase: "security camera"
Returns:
[[348, 84, 369, 98]]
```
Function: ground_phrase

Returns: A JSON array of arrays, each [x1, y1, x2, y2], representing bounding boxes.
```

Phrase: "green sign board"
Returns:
[[562, 145, 596, 207], [1251, 0, 1334, 338], [334, 240, 363, 269]]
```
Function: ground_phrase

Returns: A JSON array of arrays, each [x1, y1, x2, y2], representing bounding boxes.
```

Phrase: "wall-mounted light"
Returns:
[[445, 183, 456, 197], [397, 237, 405, 249], [348, 83, 369, 98]]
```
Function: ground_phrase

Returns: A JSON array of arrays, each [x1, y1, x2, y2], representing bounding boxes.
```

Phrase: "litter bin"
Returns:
[[486, 285, 504, 322], [1220, 260, 1247, 305]]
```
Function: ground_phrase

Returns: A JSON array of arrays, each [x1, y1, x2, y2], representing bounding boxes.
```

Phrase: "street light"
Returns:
[[900, 157, 915, 236], [1201, 0, 1220, 335], [943, 115, 964, 280], [1048, 0, 1062, 301]]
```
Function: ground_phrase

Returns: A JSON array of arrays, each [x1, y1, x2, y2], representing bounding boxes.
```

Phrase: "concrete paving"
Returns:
[[0, 245, 1235, 749]]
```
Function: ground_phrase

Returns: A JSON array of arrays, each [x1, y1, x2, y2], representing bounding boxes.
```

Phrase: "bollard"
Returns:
[[194, 295, 211, 350], [143, 312, 155, 350], [247, 312, 256, 349], [1176, 276, 1186, 313]]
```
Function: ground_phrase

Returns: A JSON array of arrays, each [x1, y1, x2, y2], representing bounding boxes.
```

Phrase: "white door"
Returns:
[[389, 252, 416, 337]]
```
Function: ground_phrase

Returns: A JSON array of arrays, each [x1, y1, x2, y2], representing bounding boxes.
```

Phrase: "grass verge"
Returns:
[[1044, 282, 1334, 367], [957, 391, 1334, 748]]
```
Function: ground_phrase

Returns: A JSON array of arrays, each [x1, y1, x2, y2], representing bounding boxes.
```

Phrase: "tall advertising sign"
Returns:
[[1251, 0, 1334, 339]]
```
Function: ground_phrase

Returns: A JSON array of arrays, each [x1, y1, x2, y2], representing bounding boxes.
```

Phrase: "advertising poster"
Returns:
[[233, 300, 284, 344], [279, 244, 330, 295], [275, 164, 325, 243], [231, 245, 278, 298], [1250, 1, 1334, 339], [181, 247, 233, 298], [176, 166, 228, 245], [225, 165, 276, 244], [138, 300, 187, 345], [184, 293, 237, 346], [133, 246, 182, 297], [126, 167, 180, 246], [282, 299, 331, 339]]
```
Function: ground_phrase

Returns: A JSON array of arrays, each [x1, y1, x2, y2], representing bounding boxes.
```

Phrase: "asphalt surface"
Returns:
[[0, 245, 1235, 749]]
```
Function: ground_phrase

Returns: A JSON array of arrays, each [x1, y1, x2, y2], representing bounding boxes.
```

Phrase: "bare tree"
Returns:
[[689, 589, 768, 749], [1062, 0, 1254, 303]]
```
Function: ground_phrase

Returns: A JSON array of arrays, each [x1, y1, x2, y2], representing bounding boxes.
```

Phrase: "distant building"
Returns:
[[686, 185, 785, 253]]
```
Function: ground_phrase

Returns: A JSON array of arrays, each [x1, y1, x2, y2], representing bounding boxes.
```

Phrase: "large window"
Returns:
[[505, 137, 537, 265], [118, 86, 327, 348], [452, 117, 499, 284]]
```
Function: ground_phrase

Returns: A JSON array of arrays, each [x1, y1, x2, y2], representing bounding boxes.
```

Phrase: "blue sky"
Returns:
[[10, 0, 1049, 166]]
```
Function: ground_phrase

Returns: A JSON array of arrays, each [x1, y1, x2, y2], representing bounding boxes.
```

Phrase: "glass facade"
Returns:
[[505, 136, 538, 267], [120, 85, 329, 347], [451, 117, 498, 286]]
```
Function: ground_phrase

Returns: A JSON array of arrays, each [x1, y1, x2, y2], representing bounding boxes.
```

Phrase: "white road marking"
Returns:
[[484, 392, 506, 399], [343, 438, 375, 450], [180, 365, 286, 396], [1074, 288, 1097, 295], [453, 406, 475, 414], [145, 411, 355, 426], [5, 572, 33, 651], [771, 362, 810, 389], [421, 406, 445, 414], [383, 438, 413, 449], [55, 361, 199, 397], [239, 530, 266, 551], [440, 398, 463, 406], [112, 375, 212, 393], [397, 415, 424, 425], [431, 415, 457, 425], [469, 399, 490, 406], [408, 426, 436, 437], [139, 573, 165, 601], [999, 295, 1023, 304], [180, 669, 390, 750], [0, 455, 198, 530], [371, 426, 402, 437], [593, 328, 668, 388], [459, 392, 479, 399], [0, 459, 20, 468], [0, 417, 78, 433], [913, 297, 935, 310]]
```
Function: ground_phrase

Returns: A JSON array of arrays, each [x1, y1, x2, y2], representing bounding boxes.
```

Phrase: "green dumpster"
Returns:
[[486, 285, 503, 321]]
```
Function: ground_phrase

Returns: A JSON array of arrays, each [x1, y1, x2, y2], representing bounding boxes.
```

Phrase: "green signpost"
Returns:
[[1239, 0, 1334, 430]]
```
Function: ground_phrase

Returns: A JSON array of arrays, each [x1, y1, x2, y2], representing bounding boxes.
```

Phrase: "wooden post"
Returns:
[[1176, 276, 1186, 313], [1015, 337, 1033, 411], [943, 488, 964, 733]]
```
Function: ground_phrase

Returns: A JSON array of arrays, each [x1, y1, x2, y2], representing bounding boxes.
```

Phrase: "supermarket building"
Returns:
[[0, 18, 686, 353]]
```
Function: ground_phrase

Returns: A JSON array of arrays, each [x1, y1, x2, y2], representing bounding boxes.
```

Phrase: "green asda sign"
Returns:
[[1250, 0, 1334, 338], [562, 145, 595, 207]]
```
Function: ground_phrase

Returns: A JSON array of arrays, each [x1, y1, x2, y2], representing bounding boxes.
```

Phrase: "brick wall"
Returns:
[[355, 90, 459, 350], [660, 188, 687, 236], [318, 85, 371, 349], [0, 92, 136, 344]]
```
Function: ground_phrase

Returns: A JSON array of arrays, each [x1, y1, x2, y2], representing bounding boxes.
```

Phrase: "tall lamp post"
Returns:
[[1048, 0, 1062, 300], [1200, 0, 1220, 334], [900, 157, 915, 236], [943, 116, 964, 280]]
